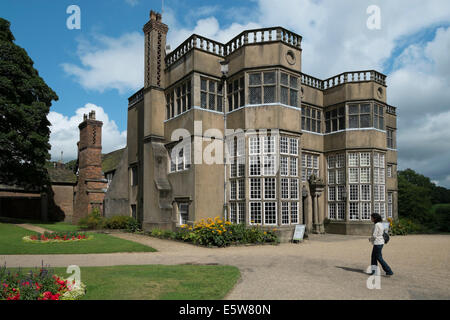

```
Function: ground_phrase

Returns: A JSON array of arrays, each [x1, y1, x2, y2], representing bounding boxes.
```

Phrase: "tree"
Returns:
[[0, 18, 58, 189], [397, 173, 433, 224]]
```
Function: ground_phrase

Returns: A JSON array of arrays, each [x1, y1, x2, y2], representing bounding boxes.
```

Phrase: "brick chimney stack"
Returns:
[[143, 10, 168, 89], [73, 110, 107, 223]]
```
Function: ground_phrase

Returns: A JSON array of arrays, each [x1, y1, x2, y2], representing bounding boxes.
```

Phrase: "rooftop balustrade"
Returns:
[[301, 70, 387, 90], [128, 88, 144, 107], [386, 105, 396, 115], [165, 27, 303, 68]]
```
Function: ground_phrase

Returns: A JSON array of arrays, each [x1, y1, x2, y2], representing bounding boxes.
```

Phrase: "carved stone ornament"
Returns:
[[308, 173, 325, 186]]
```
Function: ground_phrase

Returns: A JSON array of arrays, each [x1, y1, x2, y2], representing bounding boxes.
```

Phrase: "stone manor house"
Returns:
[[114, 10, 398, 239], [4, 10, 397, 239]]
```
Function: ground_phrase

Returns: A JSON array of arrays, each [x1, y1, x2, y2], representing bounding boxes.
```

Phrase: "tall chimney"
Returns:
[[143, 10, 168, 89]]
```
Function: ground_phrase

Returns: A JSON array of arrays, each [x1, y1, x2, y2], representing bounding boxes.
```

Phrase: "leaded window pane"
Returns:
[[329, 203, 337, 220], [209, 81, 215, 93], [291, 202, 299, 224], [328, 186, 336, 201], [264, 202, 277, 225], [250, 178, 261, 199], [250, 202, 262, 224], [264, 72, 276, 84], [361, 104, 371, 113], [201, 79, 207, 91], [349, 105, 359, 114], [360, 114, 371, 128], [281, 73, 289, 86], [201, 92, 207, 108], [290, 76, 298, 89], [249, 156, 261, 176], [290, 158, 298, 176], [349, 168, 359, 183], [282, 202, 290, 224], [264, 178, 276, 200], [280, 137, 289, 154], [290, 90, 298, 107], [281, 178, 289, 199], [249, 73, 261, 85], [290, 179, 298, 199], [249, 87, 262, 104], [264, 85, 276, 103], [281, 87, 289, 105], [350, 185, 359, 201], [349, 115, 358, 128], [209, 93, 215, 110], [280, 157, 288, 176]]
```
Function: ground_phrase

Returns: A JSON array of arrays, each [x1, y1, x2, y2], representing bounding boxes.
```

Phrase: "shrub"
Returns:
[[391, 218, 423, 235], [150, 217, 279, 247], [125, 218, 142, 233], [78, 208, 105, 230], [104, 216, 133, 230]]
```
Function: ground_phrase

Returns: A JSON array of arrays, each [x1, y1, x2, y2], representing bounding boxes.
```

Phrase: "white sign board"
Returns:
[[293, 224, 306, 241], [382, 222, 390, 232]]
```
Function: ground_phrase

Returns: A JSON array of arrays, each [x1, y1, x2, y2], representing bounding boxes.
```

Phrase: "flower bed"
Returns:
[[0, 266, 86, 300], [149, 217, 279, 247], [23, 231, 93, 243]]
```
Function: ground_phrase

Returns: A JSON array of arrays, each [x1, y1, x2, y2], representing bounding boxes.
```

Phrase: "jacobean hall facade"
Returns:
[[113, 10, 398, 240]]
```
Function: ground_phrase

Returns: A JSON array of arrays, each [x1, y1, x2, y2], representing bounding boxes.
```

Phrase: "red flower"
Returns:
[[43, 291, 53, 300]]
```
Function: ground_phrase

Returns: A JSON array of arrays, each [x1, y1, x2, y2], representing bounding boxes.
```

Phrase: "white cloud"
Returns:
[[59, 0, 450, 185], [165, 14, 260, 50], [62, 32, 144, 94], [390, 26, 450, 186], [48, 104, 127, 162], [125, 0, 139, 7]]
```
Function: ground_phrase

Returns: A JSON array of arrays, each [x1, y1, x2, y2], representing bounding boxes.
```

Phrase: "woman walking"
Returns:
[[369, 213, 394, 276]]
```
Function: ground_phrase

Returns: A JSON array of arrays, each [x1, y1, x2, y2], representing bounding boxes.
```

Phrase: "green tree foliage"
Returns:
[[398, 169, 450, 231], [0, 18, 58, 189], [434, 206, 450, 232], [398, 172, 433, 224]]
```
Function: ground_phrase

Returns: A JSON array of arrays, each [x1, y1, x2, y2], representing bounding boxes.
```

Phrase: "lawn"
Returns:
[[5, 265, 240, 300], [56, 265, 240, 300], [0, 223, 156, 255]]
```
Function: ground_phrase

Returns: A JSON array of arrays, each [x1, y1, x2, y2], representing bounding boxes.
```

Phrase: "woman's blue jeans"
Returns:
[[371, 245, 393, 274]]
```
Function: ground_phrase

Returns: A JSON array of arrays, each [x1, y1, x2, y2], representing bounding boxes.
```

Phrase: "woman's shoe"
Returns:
[[385, 272, 394, 276]]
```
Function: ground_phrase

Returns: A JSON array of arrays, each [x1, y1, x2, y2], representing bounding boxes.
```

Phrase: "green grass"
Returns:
[[0, 223, 156, 255], [7, 265, 240, 300]]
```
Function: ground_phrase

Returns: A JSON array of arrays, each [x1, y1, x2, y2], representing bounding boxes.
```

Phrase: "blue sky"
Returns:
[[1, 0, 450, 186]]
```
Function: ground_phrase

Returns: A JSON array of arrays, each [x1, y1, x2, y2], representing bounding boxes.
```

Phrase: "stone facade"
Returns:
[[125, 10, 398, 238]]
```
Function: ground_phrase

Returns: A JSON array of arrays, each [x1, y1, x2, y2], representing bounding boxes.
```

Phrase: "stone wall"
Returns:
[[51, 184, 74, 222], [104, 147, 130, 217]]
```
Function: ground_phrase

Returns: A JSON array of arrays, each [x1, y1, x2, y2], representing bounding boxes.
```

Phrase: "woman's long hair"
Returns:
[[371, 213, 382, 223]]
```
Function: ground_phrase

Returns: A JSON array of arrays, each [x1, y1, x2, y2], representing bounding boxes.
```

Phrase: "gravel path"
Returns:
[[1, 232, 449, 300], [14, 224, 51, 234]]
